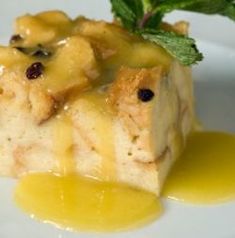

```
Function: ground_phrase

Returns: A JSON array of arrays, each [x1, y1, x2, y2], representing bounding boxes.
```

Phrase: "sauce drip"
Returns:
[[53, 115, 75, 175], [14, 173, 162, 232], [162, 132, 235, 204], [79, 91, 116, 181], [14, 91, 162, 232]]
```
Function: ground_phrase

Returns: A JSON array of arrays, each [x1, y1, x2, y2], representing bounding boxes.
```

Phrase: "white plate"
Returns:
[[0, 1, 235, 238]]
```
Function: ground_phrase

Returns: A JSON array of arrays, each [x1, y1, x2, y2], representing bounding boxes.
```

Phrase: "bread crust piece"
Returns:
[[109, 66, 171, 163], [0, 12, 195, 195]]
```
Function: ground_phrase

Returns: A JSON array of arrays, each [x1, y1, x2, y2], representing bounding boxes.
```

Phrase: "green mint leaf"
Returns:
[[179, 0, 231, 15], [124, 0, 144, 19], [139, 29, 203, 65], [154, 0, 226, 14], [152, 0, 195, 13], [110, 0, 137, 30], [222, 2, 235, 21], [142, 0, 157, 12], [110, 0, 144, 30], [153, 0, 235, 21], [142, 12, 163, 28]]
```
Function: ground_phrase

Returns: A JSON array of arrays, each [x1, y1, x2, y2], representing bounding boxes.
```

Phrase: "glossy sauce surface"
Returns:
[[15, 173, 162, 232], [53, 114, 75, 175], [0, 11, 172, 96], [162, 132, 235, 204], [14, 130, 235, 231], [79, 91, 116, 181], [14, 88, 162, 232]]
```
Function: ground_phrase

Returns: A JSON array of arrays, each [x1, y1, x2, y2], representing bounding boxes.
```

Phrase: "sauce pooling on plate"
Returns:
[[162, 132, 235, 204], [14, 131, 235, 231], [14, 110, 162, 232], [15, 173, 162, 232]]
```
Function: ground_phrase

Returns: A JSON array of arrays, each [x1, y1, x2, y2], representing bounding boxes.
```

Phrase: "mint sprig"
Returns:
[[140, 29, 203, 65], [110, 0, 235, 66]]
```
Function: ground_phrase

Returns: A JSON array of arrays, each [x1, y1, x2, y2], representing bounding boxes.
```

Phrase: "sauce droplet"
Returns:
[[162, 132, 235, 204]]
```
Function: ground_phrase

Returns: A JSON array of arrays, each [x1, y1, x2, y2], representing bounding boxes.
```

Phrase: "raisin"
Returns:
[[137, 88, 155, 102], [14, 47, 27, 53], [32, 50, 51, 58], [26, 62, 44, 80], [10, 34, 23, 44]]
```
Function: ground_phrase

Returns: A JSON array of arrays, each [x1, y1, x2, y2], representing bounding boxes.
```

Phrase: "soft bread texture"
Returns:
[[0, 11, 194, 195]]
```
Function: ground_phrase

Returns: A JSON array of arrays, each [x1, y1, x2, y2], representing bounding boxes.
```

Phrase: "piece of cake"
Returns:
[[0, 11, 194, 195]]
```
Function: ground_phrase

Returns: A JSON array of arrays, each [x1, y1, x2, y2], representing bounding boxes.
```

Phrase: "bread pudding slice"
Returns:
[[0, 11, 194, 195]]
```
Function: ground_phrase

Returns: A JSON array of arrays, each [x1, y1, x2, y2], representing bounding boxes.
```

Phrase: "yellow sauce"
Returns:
[[5, 11, 172, 95], [53, 114, 75, 175], [162, 132, 235, 204], [15, 173, 162, 232], [78, 91, 116, 181], [13, 130, 235, 231], [67, 88, 117, 181], [13, 87, 163, 232]]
